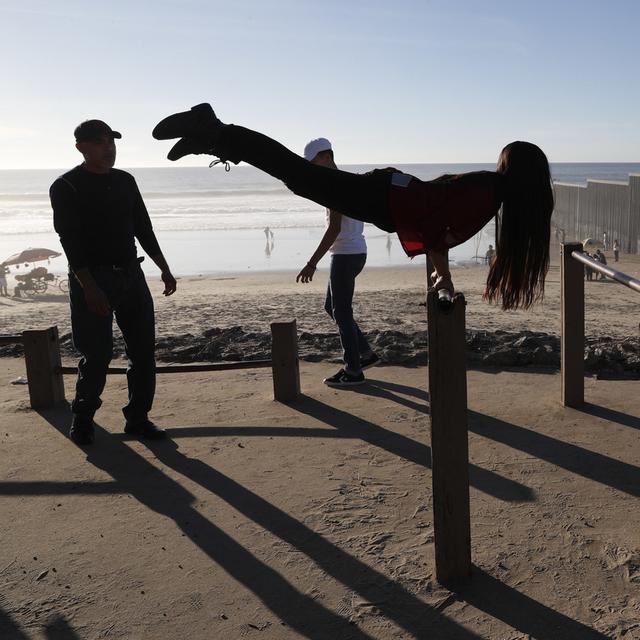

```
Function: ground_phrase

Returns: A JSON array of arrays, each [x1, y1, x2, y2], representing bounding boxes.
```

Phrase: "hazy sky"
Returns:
[[2, 0, 639, 169]]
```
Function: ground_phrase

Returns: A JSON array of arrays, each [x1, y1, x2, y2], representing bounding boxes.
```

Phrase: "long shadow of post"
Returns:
[[6, 401, 608, 638], [32, 405, 482, 640], [340, 381, 611, 638], [43, 614, 83, 639], [292, 390, 535, 503], [468, 410, 640, 497], [361, 377, 640, 495], [0, 607, 29, 640], [143, 437, 488, 639], [579, 402, 640, 432], [453, 566, 609, 640]]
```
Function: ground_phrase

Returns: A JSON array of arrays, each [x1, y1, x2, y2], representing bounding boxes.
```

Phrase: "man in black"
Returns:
[[50, 119, 177, 445]]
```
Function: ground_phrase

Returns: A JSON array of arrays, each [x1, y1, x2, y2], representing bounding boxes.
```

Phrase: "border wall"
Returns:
[[553, 173, 640, 254]]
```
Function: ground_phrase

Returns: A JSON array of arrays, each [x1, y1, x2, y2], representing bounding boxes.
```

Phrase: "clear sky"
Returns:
[[2, 0, 639, 169]]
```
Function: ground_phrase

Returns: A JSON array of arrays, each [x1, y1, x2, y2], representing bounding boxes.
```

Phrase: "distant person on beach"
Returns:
[[485, 244, 496, 265], [153, 103, 554, 310], [613, 239, 620, 262], [0, 265, 8, 296], [603, 231, 608, 251], [50, 119, 177, 446], [594, 249, 607, 280], [584, 254, 594, 281], [295, 138, 379, 387]]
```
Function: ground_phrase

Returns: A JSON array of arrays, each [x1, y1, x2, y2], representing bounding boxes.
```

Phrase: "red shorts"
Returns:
[[389, 172, 502, 257]]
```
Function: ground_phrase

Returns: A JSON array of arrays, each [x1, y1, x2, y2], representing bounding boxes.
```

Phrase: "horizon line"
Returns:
[[2, 160, 640, 171]]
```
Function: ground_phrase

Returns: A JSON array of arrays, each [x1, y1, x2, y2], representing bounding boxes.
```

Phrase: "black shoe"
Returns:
[[323, 368, 365, 388], [124, 419, 167, 440], [167, 136, 217, 161], [69, 415, 94, 445], [152, 103, 222, 140], [360, 353, 381, 370]]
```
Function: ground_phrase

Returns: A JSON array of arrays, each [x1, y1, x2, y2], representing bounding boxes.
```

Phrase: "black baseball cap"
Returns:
[[74, 119, 122, 142]]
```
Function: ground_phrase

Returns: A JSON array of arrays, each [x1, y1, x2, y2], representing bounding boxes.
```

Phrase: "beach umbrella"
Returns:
[[1, 247, 62, 268], [582, 238, 603, 251]]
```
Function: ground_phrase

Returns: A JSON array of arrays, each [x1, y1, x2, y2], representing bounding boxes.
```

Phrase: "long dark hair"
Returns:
[[484, 141, 554, 310]]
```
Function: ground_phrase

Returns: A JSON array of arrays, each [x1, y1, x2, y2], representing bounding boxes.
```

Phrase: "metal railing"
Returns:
[[570, 251, 640, 294]]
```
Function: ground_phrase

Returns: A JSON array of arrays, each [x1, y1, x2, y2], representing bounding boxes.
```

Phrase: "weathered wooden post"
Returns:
[[22, 326, 66, 409], [560, 242, 585, 407], [427, 290, 471, 583], [270, 320, 300, 402]]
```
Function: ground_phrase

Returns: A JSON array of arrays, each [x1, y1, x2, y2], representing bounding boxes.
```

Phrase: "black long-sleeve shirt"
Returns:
[[50, 165, 161, 270]]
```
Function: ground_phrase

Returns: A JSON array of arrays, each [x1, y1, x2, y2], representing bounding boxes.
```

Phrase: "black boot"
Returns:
[[69, 415, 95, 446], [166, 136, 217, 162], [124, 418, 167, 440], [152, 103, 222, 141]]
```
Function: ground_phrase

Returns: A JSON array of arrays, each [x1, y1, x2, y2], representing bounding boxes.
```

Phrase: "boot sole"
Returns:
[[152, 103, 215, 140]]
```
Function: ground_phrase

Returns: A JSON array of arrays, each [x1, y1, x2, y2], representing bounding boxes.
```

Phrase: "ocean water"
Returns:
[[1, 163, 639, 276]]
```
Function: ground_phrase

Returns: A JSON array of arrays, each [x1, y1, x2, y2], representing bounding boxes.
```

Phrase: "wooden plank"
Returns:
[[561, 242, 585, 407], [22, 327, 66, 409], [57, 361, 272, 375], [270, 320, 300, 402], [427, 290, 471, 584]]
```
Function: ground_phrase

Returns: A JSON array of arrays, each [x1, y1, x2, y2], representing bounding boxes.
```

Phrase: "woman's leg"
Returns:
[[214, 125, 396, 232]]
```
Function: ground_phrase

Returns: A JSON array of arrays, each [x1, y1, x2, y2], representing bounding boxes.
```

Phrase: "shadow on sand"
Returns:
[[308, 384, 535, 503], [357, 378, 640, 498], [29, 404, 481, 640], [579, 402, 640, 431], [0, 399, 611, 639]]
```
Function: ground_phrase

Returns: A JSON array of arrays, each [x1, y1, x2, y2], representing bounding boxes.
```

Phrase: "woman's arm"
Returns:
[[296, 211, 342, 283]]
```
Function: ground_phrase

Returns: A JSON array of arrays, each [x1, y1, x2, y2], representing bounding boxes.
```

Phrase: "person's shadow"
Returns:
[[21, 402, 611, 640], [32, 405, 478, 639]]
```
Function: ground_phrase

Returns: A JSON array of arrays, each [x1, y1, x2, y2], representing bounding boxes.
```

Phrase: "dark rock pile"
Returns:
[[2, 328, 638, 378]]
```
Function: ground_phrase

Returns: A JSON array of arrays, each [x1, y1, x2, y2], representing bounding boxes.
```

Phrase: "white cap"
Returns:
[[303, 137, 332, 161]]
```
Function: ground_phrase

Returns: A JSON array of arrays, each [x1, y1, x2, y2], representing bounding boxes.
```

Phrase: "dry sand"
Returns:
[[1, 245, 639, 638], [1, 243, 639, 344], [1, 361, 639, 639]]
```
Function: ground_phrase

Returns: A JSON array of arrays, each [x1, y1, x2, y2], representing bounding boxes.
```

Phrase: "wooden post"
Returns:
[[427, 290, 471, 584], [22, 326, 66, 409], [561, 242, 585, 407], [270, 320, 300, 402]]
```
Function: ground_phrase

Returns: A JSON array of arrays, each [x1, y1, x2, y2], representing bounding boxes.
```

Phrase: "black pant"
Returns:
[[69, 261, 155, 422], [216, 125, 396, 232], [324, 253, 372, 373]]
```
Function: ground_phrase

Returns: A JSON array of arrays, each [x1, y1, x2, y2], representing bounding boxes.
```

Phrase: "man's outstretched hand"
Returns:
[[296, 263, 316, 284], [161, 271, 177, 296]]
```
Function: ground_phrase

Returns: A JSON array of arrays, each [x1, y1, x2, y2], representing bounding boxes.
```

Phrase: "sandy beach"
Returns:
[[1, 361, 639, 638], [1, 242, 639, 373], [1, 244, 639, 639]]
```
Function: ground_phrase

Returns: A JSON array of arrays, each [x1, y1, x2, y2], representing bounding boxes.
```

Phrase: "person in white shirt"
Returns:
[[296, 138, 379, 387], [0, 265, 8, 296]]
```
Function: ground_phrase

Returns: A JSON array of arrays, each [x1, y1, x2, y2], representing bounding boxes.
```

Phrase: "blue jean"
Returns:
[[69, 261, 156, 422], [324, 253, 372, 374]]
